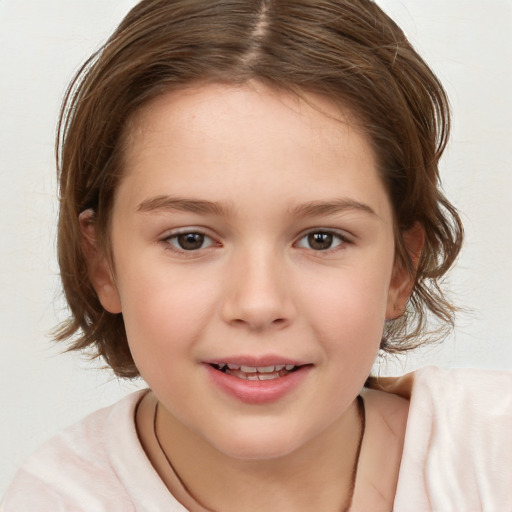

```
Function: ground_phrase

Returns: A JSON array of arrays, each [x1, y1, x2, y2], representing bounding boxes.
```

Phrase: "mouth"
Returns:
[[205, 360, 312, 404], [209, 363, 303, 381]]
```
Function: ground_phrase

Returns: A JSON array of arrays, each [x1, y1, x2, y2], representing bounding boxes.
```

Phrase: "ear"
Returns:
[[79, 210, 122, 314], [386, 223, 425, 320]]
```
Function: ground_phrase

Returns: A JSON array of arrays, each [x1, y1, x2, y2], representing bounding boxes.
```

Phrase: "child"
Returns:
[[2, 0, 511, 510]]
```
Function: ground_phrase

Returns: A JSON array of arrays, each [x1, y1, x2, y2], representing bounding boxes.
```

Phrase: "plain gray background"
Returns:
[[1, 0, 511, 496]]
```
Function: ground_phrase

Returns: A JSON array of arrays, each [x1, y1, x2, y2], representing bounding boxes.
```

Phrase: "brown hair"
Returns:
[[56, 0, 463, 378]]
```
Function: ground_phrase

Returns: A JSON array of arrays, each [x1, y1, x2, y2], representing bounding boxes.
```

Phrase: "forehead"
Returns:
[[117, 82, 391, 221], [125, 81, 367, 163]]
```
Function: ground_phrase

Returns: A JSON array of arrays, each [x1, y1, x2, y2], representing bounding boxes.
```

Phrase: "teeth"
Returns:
[[240, 365, 258, 373], [214, 363, 299, 374], [258, 373, 279, 381]]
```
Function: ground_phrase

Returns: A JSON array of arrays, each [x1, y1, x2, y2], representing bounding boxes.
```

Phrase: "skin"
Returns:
[[83, 82, 413, 511]]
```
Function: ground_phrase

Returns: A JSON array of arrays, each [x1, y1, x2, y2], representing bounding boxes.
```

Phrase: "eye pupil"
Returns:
[[178, 233, 205, 250], [308, 232, 333, 250]]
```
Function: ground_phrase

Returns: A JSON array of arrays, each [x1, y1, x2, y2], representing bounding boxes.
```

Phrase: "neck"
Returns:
[[150, 396, 364, 512]]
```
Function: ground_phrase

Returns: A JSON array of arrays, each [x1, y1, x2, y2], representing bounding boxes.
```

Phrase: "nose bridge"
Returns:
[[222, 242, 292, 329]]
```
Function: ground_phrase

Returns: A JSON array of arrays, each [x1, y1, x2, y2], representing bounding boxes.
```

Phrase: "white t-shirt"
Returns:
[[2, 366, 511, 511]]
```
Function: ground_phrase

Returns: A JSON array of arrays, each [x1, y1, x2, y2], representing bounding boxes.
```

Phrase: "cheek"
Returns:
[[116, 262, 221, 370], [301, 266, 391, 329], [298, 265, 391, 369]]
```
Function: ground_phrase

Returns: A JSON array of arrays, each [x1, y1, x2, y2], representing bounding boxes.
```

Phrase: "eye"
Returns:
[[296, 230, 347, 251], [164, 231, 216, 251]]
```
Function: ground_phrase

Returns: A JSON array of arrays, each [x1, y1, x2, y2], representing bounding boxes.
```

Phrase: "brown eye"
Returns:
[[166, 232, 214, 251], [296, 230, 346, 251], [308, 232, 334, 250], [177, 233, 205, 250]]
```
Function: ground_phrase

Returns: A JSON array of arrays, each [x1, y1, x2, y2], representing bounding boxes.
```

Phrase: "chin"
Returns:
[[204, 420, 315, 461]]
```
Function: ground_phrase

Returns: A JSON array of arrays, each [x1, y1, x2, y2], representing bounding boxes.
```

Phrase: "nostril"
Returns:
[[228, 316, 288, 330]]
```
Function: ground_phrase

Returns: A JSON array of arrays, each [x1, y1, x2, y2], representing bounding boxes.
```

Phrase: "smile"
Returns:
[[211, 363, 300, 381], [205, 361, 312, 404]]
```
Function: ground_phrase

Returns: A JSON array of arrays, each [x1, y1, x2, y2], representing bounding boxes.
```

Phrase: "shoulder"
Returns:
[[370, 365, 512, 415], [392, 366, 512, 511], [412, 365, 512, 401], [1, 390, 152, 511], [403, 366, 512, 449], [407, 366, 512, 433]]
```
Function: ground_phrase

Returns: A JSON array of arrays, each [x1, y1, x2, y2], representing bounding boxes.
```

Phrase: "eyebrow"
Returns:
[[137, 195, 230, 215], [290, 199, 378, 218], [137, 195, 377, 219]]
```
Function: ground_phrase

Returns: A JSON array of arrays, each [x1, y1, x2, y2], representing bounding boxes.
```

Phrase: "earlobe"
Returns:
[[386, 223, 425, 319], [79, 210, 122, 314]]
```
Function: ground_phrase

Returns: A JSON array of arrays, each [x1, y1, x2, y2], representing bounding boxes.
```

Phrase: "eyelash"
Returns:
[[160, 228, 351, 254]]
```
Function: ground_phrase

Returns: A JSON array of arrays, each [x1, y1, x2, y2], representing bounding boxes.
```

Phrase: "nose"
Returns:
[[221, 248, 294, 331]]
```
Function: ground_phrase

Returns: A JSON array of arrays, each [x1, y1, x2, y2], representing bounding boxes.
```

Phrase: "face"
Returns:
[[90, 82, 410, 460]]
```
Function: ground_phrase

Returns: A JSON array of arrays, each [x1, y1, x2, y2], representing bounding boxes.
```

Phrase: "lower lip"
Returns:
[[204, 364, 311, 405]]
